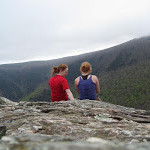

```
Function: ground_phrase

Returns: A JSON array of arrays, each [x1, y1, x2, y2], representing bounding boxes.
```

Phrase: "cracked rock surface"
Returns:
[[1, 99, 150, 149]]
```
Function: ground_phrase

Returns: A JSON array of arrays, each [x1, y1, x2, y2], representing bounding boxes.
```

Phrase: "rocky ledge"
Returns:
[[1, 98, 150, 149]]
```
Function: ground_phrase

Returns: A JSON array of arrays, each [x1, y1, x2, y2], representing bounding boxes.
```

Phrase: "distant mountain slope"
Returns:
[[0, 36, 150, 109], [0, 58, 77, 101], [100, 61, 150, 109]]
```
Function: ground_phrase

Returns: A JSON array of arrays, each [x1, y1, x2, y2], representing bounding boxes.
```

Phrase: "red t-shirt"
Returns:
[[49, 75, 69, 102]]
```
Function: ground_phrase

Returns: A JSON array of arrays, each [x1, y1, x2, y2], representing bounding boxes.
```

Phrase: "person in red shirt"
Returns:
[[49, 64, 74, 102]]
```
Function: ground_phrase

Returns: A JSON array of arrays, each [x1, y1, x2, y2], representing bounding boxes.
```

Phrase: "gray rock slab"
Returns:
[[0, 133, 150, 150], [0, 126, 6, 139], [1, 100, 150, 149]]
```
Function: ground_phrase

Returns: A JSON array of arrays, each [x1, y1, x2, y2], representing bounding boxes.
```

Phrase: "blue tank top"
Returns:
[[78, 75, 96, 100]]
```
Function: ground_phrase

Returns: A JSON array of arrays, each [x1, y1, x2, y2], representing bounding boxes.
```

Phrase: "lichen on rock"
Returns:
[[1, 99, 150, 149]]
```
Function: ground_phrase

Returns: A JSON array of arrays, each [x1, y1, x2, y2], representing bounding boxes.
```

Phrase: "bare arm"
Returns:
[[92, 75, 100, 94], [74, 77, 79, 95], [95, 77, 100, 93], [65, 89, 74, 100]]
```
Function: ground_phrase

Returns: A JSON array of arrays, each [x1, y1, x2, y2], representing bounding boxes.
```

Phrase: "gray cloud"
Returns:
[[0, 0, 150, 64]]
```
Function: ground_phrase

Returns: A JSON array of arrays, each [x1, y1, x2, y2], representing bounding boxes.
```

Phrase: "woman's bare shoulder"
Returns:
[[75, 76, 80, 82], [75, 76, 80, 85], [91, 75, 98, 82], [92, 75, 98, 79]]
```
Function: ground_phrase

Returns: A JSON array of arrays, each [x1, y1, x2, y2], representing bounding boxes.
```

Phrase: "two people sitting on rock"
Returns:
[[49, 62, 100, 102]]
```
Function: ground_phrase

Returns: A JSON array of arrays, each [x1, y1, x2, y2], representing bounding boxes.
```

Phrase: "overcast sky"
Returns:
[[0, 0, 150, 64]]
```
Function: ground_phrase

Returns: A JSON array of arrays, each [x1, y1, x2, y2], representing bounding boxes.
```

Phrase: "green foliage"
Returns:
[[21, 82, 50, 102], [107, 51, 132, 71], [100, 61, 150, 110], [0, 36, 150, 110]]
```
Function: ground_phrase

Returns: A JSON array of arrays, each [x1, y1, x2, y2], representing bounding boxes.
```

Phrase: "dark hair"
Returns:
[[51, 64, 68, 76]]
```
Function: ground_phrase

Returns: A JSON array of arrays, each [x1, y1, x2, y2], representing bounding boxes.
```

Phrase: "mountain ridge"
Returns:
[[0, 36, 150, 109]]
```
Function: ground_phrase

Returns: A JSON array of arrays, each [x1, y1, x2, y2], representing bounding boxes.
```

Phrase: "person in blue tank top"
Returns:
[[75, 62, 100, 100]]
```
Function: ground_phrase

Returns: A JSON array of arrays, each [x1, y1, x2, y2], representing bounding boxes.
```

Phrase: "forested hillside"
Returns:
[[0, 36, 150, 110], [0, 58, 75, 101]]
